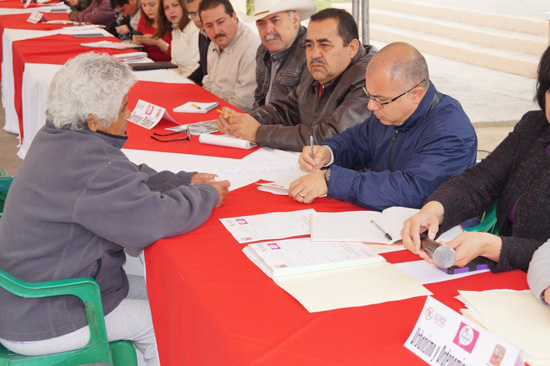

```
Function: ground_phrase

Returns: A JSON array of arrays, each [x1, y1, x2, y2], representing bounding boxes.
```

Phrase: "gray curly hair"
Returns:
[[46, 52, 136, 131]]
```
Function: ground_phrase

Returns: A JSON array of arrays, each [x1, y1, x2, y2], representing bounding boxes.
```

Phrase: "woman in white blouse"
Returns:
[[155, 0, 199, 76]]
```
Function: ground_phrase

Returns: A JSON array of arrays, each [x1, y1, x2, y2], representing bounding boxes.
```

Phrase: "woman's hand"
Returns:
[[401, 201, 445, 257], [138, 34, 160, 46], [441, 231, 502, 267]]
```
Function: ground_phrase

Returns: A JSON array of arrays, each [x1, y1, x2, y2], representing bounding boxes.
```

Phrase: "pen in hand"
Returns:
[[370, 220, 393, 241], [310, 135, 314, 160], [217, 109, 232, 118]]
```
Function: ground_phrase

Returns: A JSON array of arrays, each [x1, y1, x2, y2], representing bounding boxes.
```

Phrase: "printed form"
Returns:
[[220, 209, 315, 244]]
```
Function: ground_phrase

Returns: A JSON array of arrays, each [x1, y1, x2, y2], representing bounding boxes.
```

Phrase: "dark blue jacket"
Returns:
[[323, 83, 477, 211]]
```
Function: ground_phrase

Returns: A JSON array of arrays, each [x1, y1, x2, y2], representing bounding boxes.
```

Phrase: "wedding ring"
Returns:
[[298, 193, 305, 198]]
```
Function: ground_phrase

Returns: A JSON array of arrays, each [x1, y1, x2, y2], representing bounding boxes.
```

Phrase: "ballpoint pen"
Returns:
[[310, 135, 314, 160], [370, 220, 393, 241]]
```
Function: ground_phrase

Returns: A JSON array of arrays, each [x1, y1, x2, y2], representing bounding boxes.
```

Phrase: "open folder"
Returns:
[[310, 207, 419, 244]]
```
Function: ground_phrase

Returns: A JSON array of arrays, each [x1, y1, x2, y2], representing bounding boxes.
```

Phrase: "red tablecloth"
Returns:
[[144, 183, 528, 365], [12, 33, 133, 141], [0, 0, 60, 8], [125, 80, 260, 159], [0, 12, 68, 80]]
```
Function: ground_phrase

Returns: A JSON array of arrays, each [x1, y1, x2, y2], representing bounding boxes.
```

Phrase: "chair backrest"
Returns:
[[0, 269, 114, 365], [0, 176, 13, 218]]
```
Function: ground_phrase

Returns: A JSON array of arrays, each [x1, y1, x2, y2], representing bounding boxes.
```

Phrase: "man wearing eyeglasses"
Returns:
[[288, 42, 478, 211]]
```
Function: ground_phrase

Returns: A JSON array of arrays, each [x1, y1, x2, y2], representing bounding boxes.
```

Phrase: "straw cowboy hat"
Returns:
[[250, 0, 317, 22]]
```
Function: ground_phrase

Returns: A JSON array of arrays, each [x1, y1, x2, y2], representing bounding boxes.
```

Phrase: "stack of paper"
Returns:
[[81, 41, 143, 49], [243, 238, 386, 278], [458, 289, 550, 365]]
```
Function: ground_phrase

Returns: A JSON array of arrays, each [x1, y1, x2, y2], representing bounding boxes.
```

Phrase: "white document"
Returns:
[[274, 262, 432, 312], [128, 99, 178, 129], [395, 260, 490, 285], [199, 134, 256, 150], [256, 170, 309, 196], [80, 41, 143, 49], [220, 209, 314, 244], [459, 289, 550, 363], [243, 238, 385, 278], [310, 207, 419, 244], [112, 51, 148, 62], [173, 101, 219, 113], [405, 296, 522, 366]]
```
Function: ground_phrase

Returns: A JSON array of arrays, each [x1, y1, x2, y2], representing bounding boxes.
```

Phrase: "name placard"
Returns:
[[405, 296, 523, 366], [27, 12, 45, 23]]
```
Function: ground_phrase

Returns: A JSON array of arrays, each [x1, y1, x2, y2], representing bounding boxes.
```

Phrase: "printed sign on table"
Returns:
[[405, 296, 523, 366]]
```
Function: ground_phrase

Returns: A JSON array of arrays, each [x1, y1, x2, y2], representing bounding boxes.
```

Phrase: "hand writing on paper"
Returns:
[[191, 173, 218, 184], [288, 171, 327, 204], [216, 107, 238, 134], [207, 180, 230, 208], [298, 145, 331, 172]]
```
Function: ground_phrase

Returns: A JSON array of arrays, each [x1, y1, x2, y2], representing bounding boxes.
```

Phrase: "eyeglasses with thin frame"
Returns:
[[363, 79, 425, 109]]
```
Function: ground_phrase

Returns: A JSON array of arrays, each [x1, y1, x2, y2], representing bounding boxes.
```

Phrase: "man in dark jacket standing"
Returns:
[[288, 42, 478, 211], [251, 0, 316, 109], [217, 8, 376, 152]]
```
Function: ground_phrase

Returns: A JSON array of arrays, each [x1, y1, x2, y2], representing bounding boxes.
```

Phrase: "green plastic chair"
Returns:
[[464, 200, 499, 235], [0, 168, 13, 219], [0, 269, 137, 365]]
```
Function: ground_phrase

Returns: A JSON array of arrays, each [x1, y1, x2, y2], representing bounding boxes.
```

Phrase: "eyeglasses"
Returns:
[[187, 12, 197, 19], [363, 79, 425, 109], [150, 130, 191, 142]]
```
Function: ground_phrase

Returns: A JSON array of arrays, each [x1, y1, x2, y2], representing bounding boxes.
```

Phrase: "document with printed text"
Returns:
[[220, 209, 314, 244]]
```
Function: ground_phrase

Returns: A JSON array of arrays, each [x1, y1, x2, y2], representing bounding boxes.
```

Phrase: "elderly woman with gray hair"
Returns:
[[0, 52, 229, 365]]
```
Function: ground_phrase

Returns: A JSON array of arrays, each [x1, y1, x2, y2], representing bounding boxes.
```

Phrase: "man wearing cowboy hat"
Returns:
[[217, 8, 376, 151], [251, 0, 316, 109]]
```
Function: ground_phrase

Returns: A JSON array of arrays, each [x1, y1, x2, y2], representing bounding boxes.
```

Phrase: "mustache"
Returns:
[[214, 33, 226, 39], [309, 58, 325, 66], [263, 33, 281, 42]]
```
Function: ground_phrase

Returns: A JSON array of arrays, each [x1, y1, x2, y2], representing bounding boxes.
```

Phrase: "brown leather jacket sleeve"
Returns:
[[251, 45, 376, 152]]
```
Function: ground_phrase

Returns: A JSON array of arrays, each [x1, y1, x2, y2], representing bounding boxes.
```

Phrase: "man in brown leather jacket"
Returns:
[[217, 8, 376, 152]]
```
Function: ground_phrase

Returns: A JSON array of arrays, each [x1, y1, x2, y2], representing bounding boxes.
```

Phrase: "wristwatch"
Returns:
[[324, 167, 331, 184]]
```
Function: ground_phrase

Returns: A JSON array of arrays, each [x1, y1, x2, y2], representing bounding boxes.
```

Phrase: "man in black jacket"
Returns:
[[251, 0, 316, 109], [187, 0, 210, 86]]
